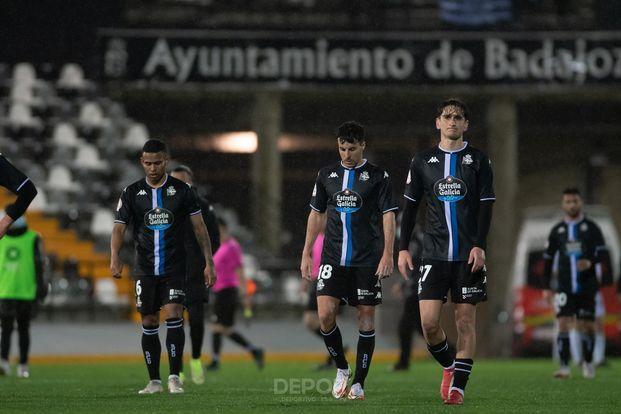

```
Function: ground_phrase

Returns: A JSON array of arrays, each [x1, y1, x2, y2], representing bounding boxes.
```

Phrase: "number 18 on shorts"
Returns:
[[316, 263, 382, 306]]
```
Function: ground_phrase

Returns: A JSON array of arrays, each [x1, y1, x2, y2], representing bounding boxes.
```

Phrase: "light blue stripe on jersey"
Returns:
[[568, 222, 578, 293], [449, 154, 459, 260], [151, 188, 160, 275], [345, 169, 355, 266], [157, 188, 166, 276]]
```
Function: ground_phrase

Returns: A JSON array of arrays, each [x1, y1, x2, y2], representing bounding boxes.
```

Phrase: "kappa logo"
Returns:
[[462, 154, 473, 165], [558, 227, 566, 234], [166, 186, 176, 196], [329, 172, 338, 178], [137, 189, 147, 196], [428, 156, 439, 164], [384, 171, 389, 178], [360, 171, 370, 181]]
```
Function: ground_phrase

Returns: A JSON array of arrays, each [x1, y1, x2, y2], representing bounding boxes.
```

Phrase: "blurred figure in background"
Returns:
[[171, 165, 220, 385], [0, 154, 38, 239], [206, 218, 264, 371], [0, 216, 47, 378], [542, 188, 611, 380]]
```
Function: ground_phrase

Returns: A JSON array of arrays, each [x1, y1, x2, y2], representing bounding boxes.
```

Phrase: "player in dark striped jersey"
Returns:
[[300, 121, 398, 400], [110, 139, 216, 395], [398, 99, 494, 405], [0, 155, 38, 238], [543, 188, 611, 379]]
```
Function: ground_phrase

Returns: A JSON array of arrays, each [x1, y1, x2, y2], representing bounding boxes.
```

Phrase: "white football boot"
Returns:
[[138, 380, 164, 394], [332, 367, 350, 399]]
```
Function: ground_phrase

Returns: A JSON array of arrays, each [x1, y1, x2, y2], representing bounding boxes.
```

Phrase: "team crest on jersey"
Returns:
[[144, 207, 174, 231], [166, 186, 176, 196], [462, 154, 473, 165], [434, 175, 467, 202], [360, 171, 369, 181], [334, 189, 363, 213], [580, 223, 588, 232]]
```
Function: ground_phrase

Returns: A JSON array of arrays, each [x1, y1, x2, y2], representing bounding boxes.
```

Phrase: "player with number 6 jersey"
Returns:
[[300, 121, 399, 401]]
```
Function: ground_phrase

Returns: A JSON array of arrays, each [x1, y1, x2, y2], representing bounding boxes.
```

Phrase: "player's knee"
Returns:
[[421, 319, 441, 337], [317, 309, 336, 330], [455, 317, 475, 337]]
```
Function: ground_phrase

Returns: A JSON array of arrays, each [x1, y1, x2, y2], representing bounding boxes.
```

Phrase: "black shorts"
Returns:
[[555, 291, 596, 321], [212, 287, 238, 327], [306, 281, 318, 311], [135, 275, 186, 315], [417, 259, 487, 305], [315, 264, 382, 307], [0, 299, 35, 319]]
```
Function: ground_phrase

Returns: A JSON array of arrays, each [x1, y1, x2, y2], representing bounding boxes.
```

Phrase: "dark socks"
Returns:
[[558, 332, 570, 367], [427, 337, 454, 369], [212, 332, 222, 361], [321, 325, 348, 369], [398, 325, 413, 366], [141, 325, 161, 380], [16, 317, 30, 365], [352, 330, 375, 388], [451, 358, 473, 394], [188, 304, 205, 359], [1, 318, 13, 360], [165, 318, 185, 376], [581, 331, 595, 363], [229, 331, 254, 351]]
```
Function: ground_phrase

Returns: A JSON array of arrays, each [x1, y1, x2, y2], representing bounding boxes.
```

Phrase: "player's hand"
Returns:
[[577, 259, 592, 272], [542, 289, 553, 304], [300, 254, 313, 281], [110, 258, 123, 279], [204, 265, 216, 287], [468, 247, 486, 273], [375, 252, 394, 279], [398, 250, 413, 280]]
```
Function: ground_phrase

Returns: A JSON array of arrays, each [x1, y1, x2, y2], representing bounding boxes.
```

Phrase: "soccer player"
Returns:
[[110, 139, 216, 394], [542, 188, 611, 379], [300, 121, 398, 400], [170, 165, 220, 385], [0, 155, 38, 238], [398, 99, 494, 405], [205, 218, 264, 370]]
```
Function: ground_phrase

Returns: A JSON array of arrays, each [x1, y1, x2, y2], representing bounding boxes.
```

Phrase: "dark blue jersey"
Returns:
[[310, 159, 398, 267], [115, 174, 202, 277], [544, 216, 607, 295], [403, 142, 495, 261], [0, 154, 30, 194]]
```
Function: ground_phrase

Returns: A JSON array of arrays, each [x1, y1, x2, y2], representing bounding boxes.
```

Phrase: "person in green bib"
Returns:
[[0, 215, 46, 378]]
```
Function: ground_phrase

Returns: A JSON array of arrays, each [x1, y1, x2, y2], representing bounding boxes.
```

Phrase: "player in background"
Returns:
[[398, 99, 494, 405], [0, 154, 38, 238], [206, 218, 264, 371], [301, 121, 398, 400], [111, 139, 216, 394], [170, 165, 220, 385], [543, 188, 611, 379], [0, 216, 47, 378]]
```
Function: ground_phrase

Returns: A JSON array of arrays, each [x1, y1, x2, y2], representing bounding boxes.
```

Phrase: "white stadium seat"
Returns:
[[7, 103, 42, 129], [46, 165, 81, 192], [90, 208, 115, 237], [57, 63, 87, 90], [74, 144, 109, 171], [52, 123, 81, 148], [122, 123, 149, 151], [79, 101, 105, 130]]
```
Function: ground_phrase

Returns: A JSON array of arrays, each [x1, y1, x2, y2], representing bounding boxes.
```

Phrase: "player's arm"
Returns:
[[34, 235, 48, 302], [376, 211, 396, 279], [590, 224, 612, 285], [399, 157, 423, 279], [301, 209, 326, 281], [468, 201, 493, 272], [0, 155, 38, 238], [110, 222, 126, 278], [190, 213, 216, 287], [542, 228, 558, 292]]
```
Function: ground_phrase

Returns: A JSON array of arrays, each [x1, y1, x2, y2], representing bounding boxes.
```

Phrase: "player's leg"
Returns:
[[348, 305, 375, 400], [304, 281, 333, 369], [450, 303, 476, 398], [135, 276, 164, 392], [317, 295, 347, 368], [160, 276, 186, 393], [0, 300, 15, 375], [186, 300, 205, 384], [577, 295, 596, 378], [221, 289, 264, 369], [15, 300, 33, 377], [593, 291, 606, 366], [394, 292, 420, 370], [553, 291, 574, 378], [207, 321, 223, 370]]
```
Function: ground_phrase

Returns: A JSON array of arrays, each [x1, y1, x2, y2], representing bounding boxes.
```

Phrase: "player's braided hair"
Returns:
[[337, 121, 365, 144], [437, 98, 470, 121]]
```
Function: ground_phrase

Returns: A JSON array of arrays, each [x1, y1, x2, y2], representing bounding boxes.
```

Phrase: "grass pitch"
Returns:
[[1, 358, 618, 413]]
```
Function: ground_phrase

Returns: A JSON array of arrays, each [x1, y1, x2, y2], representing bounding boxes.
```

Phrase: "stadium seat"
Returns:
[[122, 123, 149, 151], [52, 122, 82, 148], [94, 278, 126, 306], [6, 103, 43, 130], [28, 188, 48, 212], [12, 63, 36, 87], [90, 208, 115, 237], [79, 101, 108, 134], [46, 165, 81, 192], [10, 83, 38, 106], [57, 63, 87, 91], [74, 144, 109, 171]]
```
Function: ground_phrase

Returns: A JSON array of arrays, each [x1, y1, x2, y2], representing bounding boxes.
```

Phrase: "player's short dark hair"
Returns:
[[337, 121, 365, 144], [563, 187, 581, 196], [142, 139, 168, 154], [172, 164, 194, 180], [437, 99, 470, 121]]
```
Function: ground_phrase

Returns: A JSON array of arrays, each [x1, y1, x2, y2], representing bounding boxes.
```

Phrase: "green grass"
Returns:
[[1, 359, 619, 413]]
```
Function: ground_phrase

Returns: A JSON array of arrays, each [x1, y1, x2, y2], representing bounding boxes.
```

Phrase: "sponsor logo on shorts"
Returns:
[[144, 207, 174, 231], [357, 289, 373, 297], [334, 189, 363, 213], [169, 289, 185, 300], [434, 176, 467, 202]]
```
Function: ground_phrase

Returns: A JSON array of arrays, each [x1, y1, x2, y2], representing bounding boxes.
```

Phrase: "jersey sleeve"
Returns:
[[543, 227, 558, 260], [309, 171, 328, 213], [479, 154, 496, 202], [378, 170, 398, 214], [403, 156, 424, 203], [0, 155, 30, 194], [591, 224, 612, 285], [115, 188, 132, 225], [186, 186, 202, 217]]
